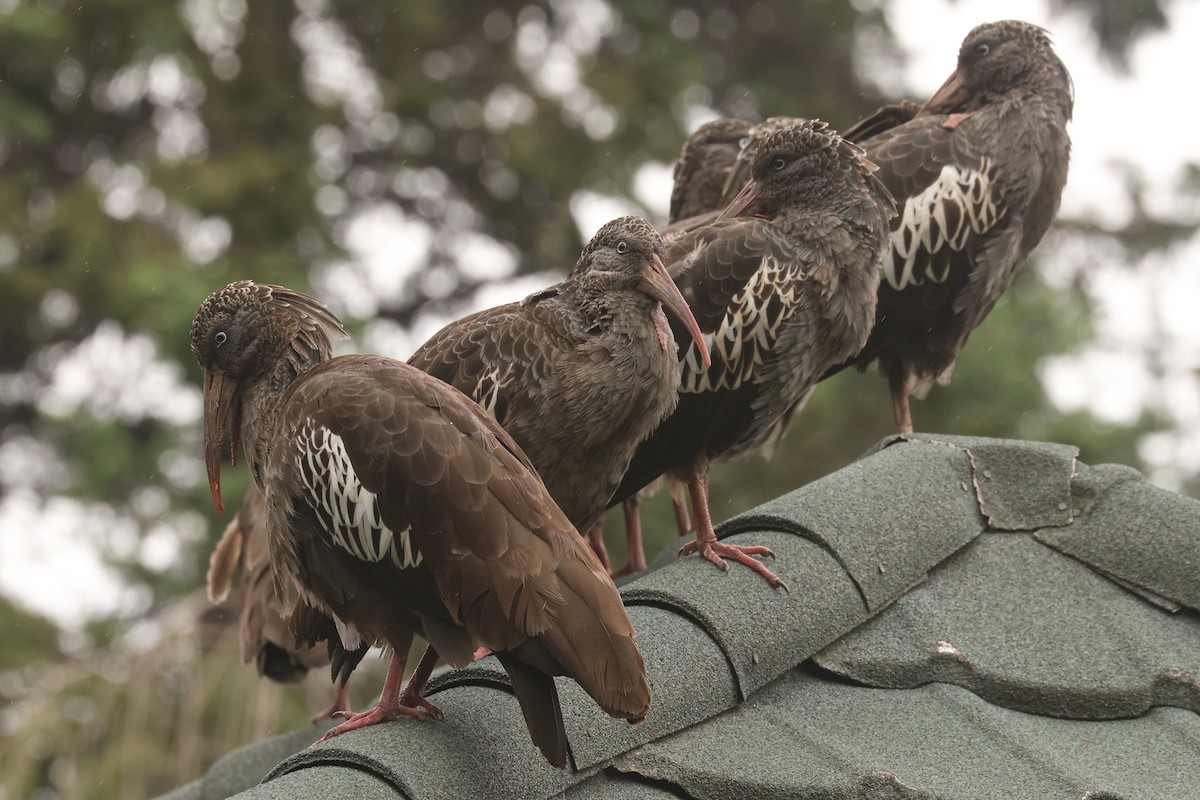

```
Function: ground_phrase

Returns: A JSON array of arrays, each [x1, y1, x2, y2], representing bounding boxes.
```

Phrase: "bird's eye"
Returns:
[[616, 240, 628, 254], [214, 330, 227, 346], [975, 43, 990, 58], [772, 157, 787, 171], [738, 136, 750, 149]]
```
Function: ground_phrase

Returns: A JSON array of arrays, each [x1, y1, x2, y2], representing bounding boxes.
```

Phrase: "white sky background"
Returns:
[[2, 0, 1198, 630]]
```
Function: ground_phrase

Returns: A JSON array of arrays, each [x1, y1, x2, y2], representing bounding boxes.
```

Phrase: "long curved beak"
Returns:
[[719, 151, 754, 203], [718, 177, 762, 221], [919, 69, 970, 115], [203, 368, 241, 515], [640, 253, 711, 367]]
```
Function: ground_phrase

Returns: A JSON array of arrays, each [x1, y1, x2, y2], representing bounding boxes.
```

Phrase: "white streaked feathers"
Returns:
[[680, 252, 806, 394], [885, 159, 999, 291], [472, 365, 507, 419], [295, 422, 423, 570]]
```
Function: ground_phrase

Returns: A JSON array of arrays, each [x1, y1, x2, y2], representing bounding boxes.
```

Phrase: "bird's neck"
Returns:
[[983, 69, 1073, 123], [565, 282, 658, 339], [240, 343, 327, 486]]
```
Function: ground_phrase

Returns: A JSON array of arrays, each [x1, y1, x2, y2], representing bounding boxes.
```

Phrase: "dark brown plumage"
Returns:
[[611, 121, 896, 585], [192, 281, 650, 767], [835, 20, 1074, 432], [408, 216, 709, 573], [205, 484, 360, 722], [712, 117, 810, 219], [838, 100, 921, 145], [667, 117, 810, 230], [670, 118, 754, 225]]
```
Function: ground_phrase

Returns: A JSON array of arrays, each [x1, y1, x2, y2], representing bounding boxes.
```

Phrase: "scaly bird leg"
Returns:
[[610, 492, 647, 579], [315, 643, 436, 744], [585, 518, 612, 572], [672, 489, 691, 537], [677, 461, 789, 591], [887, 367, 914, 434], [396, 645, 443, 720]]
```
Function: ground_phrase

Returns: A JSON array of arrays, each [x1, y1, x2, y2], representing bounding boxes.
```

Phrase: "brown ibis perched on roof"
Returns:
[[191, 281, 650, 767], [205, 483, 361, 723], [833, 19, 1074, 432], [613, 116, 815, 569], [610, 121, 896, 586], [408, 216, 709, 572]]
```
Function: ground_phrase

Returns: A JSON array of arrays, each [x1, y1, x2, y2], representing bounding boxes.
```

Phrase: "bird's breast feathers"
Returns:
[[293, 421, 423, 570]]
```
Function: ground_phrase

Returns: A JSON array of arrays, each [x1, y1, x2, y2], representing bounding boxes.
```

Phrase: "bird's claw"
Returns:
[[400, 692, 444, 721], [313, 697, 441, 744], [679, 538, 788, 590]]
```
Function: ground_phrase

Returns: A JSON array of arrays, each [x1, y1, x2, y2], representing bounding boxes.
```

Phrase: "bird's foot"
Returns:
[[471, 646, 492, 661], [314, 698, 439, 744], [678, 538, 790, 592], [397, 686, 444, 721]]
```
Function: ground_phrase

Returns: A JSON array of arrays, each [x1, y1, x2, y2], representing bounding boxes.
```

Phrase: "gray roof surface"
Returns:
[[160, 434, 1200, 800]]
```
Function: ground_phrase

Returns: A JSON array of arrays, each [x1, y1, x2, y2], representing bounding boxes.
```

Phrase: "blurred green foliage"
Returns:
[[0, 0, 1182, 797]]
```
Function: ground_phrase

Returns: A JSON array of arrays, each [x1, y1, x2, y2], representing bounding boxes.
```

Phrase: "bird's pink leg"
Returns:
[[610, 493, 647, 578], [396, 645, 443, 719], [671, 490, 693, 538], [677, 461, 789, 591], [585, 518, 612, 572], [887, 368, 914, 434], [310, 679, 353, 724], [315, 645, 437, 744]]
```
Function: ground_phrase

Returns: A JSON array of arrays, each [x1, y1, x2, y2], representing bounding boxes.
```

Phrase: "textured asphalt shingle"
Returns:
[[157, 434, 1200, 800], [237, 765, 399, 799], [814, 532, 1200, 718], [615, 668, 1200, 799], [622, 531, 863, 697], [1037, 463, 1200, 611], [721, 439, 985, 611], [556, 770, 686, 799], [421, 604, 738, 773], [155, 781, 201, 800], [268, 683, 575, 798], [899, 434, 1080, 531], [199, 727, 329, 800]]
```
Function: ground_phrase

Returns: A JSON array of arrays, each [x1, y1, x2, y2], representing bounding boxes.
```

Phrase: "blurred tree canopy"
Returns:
[[0, 0, 1188, 797]]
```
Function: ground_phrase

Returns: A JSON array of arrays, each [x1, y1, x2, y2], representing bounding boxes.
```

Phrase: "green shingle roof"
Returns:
[[158, 434, 1200, 800]]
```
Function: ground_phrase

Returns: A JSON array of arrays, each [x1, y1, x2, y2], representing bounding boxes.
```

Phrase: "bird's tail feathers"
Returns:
[[496, 651, 569, 768], [539, 555, 651, 723]]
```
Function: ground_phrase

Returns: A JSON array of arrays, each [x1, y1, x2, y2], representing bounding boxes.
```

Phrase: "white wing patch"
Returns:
[[680, 252, 807, 394], [885, 159, 999, 290], [295, 422, 423, 570], [472, 365, 507, 419]]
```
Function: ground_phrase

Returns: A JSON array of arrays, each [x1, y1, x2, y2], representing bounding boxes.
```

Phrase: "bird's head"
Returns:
[[921, 20, 1072, 115], [575, 216, 710, 366], [190, 281, 347, 514], [721, 120, 877, 218]]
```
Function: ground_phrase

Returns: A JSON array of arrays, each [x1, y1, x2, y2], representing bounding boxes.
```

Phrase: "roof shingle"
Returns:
[[160, 434, 1200, 800]]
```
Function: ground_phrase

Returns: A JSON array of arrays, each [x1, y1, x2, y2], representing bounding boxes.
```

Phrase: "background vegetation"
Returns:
[[0, 1, 1190, 797]]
